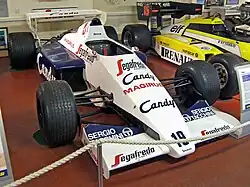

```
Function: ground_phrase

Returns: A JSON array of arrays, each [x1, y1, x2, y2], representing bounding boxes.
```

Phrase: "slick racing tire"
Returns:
[[8, 32, 36, 70], [175, 60, 221, 108], [36, 80, 79, 147], [224, 19, 235, 32], [121, 24, 152, 52], [104, 26, 118, 42], [208, 53, 243, 99]]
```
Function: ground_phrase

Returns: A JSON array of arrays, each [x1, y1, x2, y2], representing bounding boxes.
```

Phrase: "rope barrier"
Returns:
[[3, 121, 250, 187]]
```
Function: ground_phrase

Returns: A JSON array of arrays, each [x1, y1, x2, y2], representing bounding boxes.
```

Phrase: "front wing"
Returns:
[[81, 124, 170, 179], [81, 101, 239, 179]]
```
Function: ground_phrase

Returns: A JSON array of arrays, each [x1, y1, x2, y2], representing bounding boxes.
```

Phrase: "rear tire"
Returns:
[[224, 19, 235, 32], [36, 80, 79, 147], [104, 26, 118, 42], [208, 53, 242, 99], [8, 32, 36, 70], [175, 60, 221, 108], [121, 24, 152, 52]]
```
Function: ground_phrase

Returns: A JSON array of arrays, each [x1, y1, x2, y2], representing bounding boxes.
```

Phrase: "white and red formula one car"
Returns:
[[27, 18, 240, 179]]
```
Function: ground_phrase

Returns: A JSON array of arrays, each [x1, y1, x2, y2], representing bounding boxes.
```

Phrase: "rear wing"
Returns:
[[136, 1, 203, 20], [25, 9, 107, 45]]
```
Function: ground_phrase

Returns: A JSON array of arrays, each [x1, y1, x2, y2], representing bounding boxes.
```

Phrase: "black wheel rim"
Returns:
[[212, 63, 228, 89]]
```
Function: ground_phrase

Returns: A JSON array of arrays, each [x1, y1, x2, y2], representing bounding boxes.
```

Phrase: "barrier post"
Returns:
[[97, 144, 103, 187]]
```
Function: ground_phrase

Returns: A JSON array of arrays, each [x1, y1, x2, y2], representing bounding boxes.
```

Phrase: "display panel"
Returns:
[[226, 0, 239, 5]]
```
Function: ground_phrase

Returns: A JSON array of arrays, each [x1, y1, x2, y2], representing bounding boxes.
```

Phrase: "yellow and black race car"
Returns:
[[121, 1, 247, 100]]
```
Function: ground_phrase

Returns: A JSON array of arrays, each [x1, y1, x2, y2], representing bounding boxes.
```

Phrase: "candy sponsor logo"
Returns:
[[139, 98, 175, 113], [122, 72, 155, 85], [37, 53, 56, 81]]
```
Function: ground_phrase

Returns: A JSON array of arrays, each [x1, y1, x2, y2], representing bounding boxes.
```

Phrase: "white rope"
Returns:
[[4, 121, 250, 187]]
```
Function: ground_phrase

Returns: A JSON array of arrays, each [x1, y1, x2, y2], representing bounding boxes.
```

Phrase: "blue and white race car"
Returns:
[[8, 15, 242, 179]]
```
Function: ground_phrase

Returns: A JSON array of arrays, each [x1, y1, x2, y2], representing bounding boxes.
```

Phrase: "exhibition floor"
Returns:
[[0, 56, 250, 187]]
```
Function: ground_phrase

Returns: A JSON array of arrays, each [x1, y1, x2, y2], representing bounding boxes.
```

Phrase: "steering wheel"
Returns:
[[207, 12, 222, 19], [208, 13, 222, 20]]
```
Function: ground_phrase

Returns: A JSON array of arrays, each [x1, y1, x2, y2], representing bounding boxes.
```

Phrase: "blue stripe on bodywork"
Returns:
[[40, 41, 85, 69], [84, 124, 143, 141]]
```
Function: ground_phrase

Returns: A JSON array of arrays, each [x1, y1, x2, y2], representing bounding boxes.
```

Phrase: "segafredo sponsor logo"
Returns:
[[116, 59, 146, 76], [122, 72, 155, 85], [87, 127, 134, 141], [76, 44, 97, 64], [201, 125, 231, 136], [161, 46, 194, 65], [139, 98, 175, 113], [36, 53, 56, 81], [183, 106, 215, 122], [123, 82, 163, 95], [111, 147, 155, 168]]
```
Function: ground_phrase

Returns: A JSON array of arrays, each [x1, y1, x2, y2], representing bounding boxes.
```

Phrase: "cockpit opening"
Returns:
[[86, 40, 133, 56]]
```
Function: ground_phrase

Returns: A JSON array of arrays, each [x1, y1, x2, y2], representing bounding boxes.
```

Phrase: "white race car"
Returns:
[[34, 18, 240, 179]]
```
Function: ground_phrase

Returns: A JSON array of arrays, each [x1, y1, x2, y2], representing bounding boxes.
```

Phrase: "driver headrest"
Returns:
[[90, 18, 102, 26]]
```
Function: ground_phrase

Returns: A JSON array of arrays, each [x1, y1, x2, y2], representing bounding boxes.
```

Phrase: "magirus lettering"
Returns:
[[161, 47, 194, 65], [122, 72, 155, 85], [123, 82, 163, 94], [139, 98, 175, 113], [111, 147, 155, 167]]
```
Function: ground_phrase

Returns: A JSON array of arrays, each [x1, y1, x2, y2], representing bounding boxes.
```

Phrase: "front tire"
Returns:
[[224, 19, 235, 32], [175, 60, 221, 108], [208, 53, 243, 99], [36, 80, 79, 147]]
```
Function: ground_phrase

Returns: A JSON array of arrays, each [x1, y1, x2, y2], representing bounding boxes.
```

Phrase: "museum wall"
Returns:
[[0, 0, 247, 34], [0, 0, 94, 33], [0, 0, 192, 35]]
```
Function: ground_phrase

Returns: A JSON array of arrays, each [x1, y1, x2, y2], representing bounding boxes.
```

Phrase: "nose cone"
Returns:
[[137, 97, 196, 158]]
